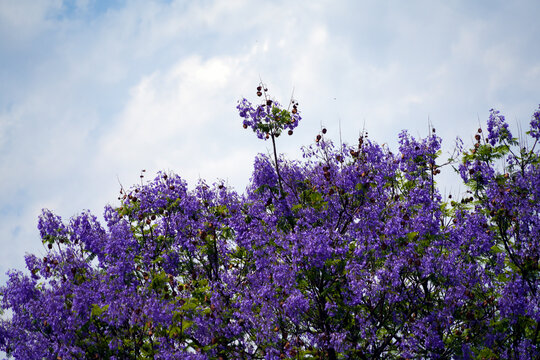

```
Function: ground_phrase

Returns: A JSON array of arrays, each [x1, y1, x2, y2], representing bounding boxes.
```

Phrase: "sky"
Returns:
[[0, 0, 539, 287]]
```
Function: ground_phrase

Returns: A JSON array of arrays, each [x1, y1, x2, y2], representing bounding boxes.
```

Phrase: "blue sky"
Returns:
[[1, 0, 539, 286]]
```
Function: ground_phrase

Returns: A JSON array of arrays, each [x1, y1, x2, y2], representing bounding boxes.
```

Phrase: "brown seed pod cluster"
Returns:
[[471, 128, 483, 154], [323, 165, 331, 181], [291, 101, 299, 114], [315, 128, 327, 143]]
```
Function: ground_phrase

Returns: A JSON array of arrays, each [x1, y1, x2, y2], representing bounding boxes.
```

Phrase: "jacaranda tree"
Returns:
[[1, 85, 539, 359]]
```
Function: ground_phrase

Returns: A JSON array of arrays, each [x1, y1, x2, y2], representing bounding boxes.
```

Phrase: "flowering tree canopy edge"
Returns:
[[1, 86, 539, 359]]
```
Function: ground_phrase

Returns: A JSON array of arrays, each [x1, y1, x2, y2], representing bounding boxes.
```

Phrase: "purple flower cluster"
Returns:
[[237, 85, 301, 139], [1, 102, 539, 359], [529, 105, 540, 140], [487, 108, 513, 145]]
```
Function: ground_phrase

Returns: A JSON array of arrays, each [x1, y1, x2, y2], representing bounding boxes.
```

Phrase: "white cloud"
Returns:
[[0, 0, 61, 41], [95, 53, 259, 189], [1, 0, 539, 288]]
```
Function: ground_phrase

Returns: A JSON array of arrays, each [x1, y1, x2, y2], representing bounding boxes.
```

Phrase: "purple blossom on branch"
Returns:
[[1, 91, 539, 359]]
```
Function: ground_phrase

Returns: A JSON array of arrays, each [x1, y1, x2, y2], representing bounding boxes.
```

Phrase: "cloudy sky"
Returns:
[[1, 0, 539, 284]]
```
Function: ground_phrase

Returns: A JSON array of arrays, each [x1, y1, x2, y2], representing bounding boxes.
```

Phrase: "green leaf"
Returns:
[[169, 326, 182, 338], [150, 271, 168, 291], [475, 348, 497, 360], [182, 320, 193, 332], [90, 304, 109, 318], [180, 298, 198, 312]]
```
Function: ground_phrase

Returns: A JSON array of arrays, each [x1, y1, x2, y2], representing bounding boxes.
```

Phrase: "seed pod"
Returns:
[[322, 128, 327, 134], [290, 350, 297, 357], [288, 130, 293, 135]]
